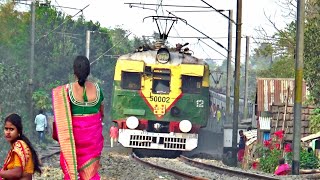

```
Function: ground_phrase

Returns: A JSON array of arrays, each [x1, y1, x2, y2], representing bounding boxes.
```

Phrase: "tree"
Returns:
[[304, 12, 320, 104], [0, 1, 146, 130]]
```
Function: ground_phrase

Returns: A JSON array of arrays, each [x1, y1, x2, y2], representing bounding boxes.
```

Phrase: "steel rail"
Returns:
[[179, 155, 280, 180], [39, 145, 61, 161], [132, 153, 208, 180]]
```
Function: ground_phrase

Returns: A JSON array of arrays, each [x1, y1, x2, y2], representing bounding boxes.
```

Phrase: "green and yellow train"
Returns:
[[111, 41, 210, 152]]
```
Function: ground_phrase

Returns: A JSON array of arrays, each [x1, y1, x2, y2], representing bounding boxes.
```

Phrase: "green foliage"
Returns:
[[309, 108, 320, 133], [256, 56, 295, 78], [259, 147, 282, 173], [258, 138, 320, 173], [32, 89, 51, 110], [32, 80, 62, 112], [244, 0, 320, 107], [300, 149, 320, 169], [304, 16, 320, 105], [0, 1, 147, 162], [254, 43, 274, 57], [0, 64, 29, 118], [286, 149, 320, 169]]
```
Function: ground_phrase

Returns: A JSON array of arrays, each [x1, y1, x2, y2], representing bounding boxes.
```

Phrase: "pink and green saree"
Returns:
[[52, 84, 104, 180]]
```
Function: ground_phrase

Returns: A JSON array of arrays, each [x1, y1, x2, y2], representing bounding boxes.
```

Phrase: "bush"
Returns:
[[257, 130, 320, 173], [298, 149, 319, 169], [310, 108, 320, 134], [259, 148, 282, 173]]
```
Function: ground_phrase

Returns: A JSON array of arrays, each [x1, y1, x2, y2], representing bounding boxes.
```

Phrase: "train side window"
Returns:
[[121, 71, 141, 90], [182, 75, 202, 94]]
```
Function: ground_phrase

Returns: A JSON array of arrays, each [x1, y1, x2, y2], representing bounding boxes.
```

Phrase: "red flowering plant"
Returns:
[[256, 130, 292, 173], [284, 143, 292, 153], [274, 130, 284, 139], [257, 130, 320, 173], [252, 161, 259, 170], [262, 130, 287, 151], [263, 139, 271, 148]]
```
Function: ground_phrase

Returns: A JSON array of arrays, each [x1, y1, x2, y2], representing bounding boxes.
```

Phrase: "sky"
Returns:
[[46, 0, 295, 63]]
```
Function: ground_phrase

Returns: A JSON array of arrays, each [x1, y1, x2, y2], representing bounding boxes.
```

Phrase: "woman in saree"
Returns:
[[0, 113, 42, 180], [52, 55, 105, 180]]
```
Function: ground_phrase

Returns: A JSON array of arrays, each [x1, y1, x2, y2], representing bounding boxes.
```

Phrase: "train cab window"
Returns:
[[181, 75, 202, 94], [121, 71, 141, 90], [152, 69, 171, 94]]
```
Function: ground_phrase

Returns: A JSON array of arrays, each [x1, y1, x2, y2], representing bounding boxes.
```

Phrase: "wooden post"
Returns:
[[274, 108, 280, 132], [281, 87, 291, 151]]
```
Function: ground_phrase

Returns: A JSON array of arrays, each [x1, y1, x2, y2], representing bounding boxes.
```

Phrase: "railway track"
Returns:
[[39, 144, 61, 161], [132, 153, 209, 180], [179, 155, 279, 180], [131, 153, 285, 180], [38, 145, 318, 180]]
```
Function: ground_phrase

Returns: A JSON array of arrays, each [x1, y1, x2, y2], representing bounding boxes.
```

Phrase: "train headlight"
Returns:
[[154, 123, 161, 130], [126, 116, 139, 129], [179, 120, 192, 133], [156, 48, 170, 64]]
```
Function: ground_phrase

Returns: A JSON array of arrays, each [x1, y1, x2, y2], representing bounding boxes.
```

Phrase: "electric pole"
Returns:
[[292, 0, 305, 175], [86, 30, 91, 59], [29, 0, 35, 122], [226, 10, 233, 124], [244, 36, 250, 120], [231, 0, 242, 167]]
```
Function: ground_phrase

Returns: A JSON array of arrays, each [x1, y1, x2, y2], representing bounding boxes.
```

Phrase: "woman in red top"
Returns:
[[109, 122, 119, 147]]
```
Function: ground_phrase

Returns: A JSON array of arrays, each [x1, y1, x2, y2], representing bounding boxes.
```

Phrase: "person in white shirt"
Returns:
[[34, 109, 47, 143]]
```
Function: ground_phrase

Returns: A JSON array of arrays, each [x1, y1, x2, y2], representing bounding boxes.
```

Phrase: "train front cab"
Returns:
[[112, 52, 210, 151]]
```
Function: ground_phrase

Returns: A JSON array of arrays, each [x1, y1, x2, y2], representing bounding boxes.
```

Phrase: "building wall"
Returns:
[[269, 104, 314, 141], [256, 78, 309, 113]]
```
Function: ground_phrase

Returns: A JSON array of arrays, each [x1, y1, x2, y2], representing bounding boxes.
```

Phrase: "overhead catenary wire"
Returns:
[[200, 0, 236, 24], [129, 4, 157, 11], [142, 35, 258, 40], [90, 32, 132, 66], [129, 1, 251, 64], [127, 2, 240, 57], [54, 0, 67, 14], [14, 1, 83, 11], [170, 10, 221, 13], [172, 25, 186, 44], [127, 1, 233, 23], [197, 39, 212, 59], [125, 3, 217, 9], [36, 4, 90, 43], [198, 39, 228, 59], [167, 10, 228, 52]]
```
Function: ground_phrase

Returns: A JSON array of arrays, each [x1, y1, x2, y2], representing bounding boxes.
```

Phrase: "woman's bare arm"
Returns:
[[0, 167, 23, 179]]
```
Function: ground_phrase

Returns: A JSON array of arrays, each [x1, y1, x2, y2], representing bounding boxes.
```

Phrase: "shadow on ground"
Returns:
[[183, 128, 223, 160]]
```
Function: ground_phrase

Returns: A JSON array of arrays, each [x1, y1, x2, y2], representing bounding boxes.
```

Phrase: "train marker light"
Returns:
[[126, 116, 139, 129], [170, 106, 181, 117], [179, 120, 192, 133]]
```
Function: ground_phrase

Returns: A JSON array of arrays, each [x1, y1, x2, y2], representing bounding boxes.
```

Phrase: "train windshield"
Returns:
[[121, 71, 141, 90], [181, 75, 202, 94], [152, 69, 170, 94]]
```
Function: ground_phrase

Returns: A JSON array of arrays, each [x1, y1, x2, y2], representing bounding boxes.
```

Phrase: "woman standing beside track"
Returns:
[[52, 55, 105, 180], [0, 113, 42, 180]]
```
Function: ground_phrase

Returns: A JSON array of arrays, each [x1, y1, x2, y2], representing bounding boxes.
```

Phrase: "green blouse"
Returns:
[[68, 82, 104, 115]]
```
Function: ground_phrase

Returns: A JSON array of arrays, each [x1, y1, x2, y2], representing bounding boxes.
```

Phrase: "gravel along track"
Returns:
[[188, 156, 312, 180], [180, 156, 279, 180], [33, 144, 315, 180], [34, 145, 176, 180], [140, 156, 255, 180]]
